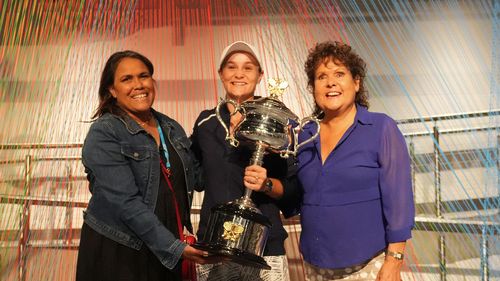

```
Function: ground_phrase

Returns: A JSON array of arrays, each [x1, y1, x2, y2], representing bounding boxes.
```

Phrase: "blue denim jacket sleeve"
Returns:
[[82, 119, 186, 269]]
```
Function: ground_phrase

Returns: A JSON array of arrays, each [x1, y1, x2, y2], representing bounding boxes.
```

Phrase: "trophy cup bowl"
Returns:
[[233, 98, 298, 149], [194, 79, 319, 270]]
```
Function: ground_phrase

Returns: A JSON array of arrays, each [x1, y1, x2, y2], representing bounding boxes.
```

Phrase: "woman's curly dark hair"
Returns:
[[304, 41, 369, 112]]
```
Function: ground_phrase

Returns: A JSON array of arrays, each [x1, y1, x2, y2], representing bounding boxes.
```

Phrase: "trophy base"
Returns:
[[193, 242, 271, 270]]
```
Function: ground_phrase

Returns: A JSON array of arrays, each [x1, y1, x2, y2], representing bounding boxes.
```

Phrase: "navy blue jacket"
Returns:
[[191, 105, 299, 256]]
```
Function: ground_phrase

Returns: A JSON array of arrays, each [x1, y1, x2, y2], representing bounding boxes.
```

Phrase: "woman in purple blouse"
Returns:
[[296, 41, 415, 280]]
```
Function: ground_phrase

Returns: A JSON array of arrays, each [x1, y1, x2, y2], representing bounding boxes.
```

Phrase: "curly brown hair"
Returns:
[[304, 41, 369, 113]]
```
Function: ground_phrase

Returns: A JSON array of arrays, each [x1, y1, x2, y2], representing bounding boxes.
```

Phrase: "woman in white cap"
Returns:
[[191, 41, 297, 281]]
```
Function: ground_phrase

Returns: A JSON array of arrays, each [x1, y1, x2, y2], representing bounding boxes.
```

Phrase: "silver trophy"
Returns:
[[194, 78, 319, 269]]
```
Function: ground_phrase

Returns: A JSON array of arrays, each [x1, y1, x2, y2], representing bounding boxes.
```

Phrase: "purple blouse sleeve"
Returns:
[[378, 117, 415, 243]]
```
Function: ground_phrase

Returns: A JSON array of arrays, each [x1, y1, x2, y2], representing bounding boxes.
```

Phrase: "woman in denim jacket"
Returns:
[[76, 50, 210, 281]]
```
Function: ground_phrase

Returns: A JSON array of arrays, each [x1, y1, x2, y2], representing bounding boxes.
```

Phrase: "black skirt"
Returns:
[[76, 143, 188, 281], [76, 222, 182, 281]]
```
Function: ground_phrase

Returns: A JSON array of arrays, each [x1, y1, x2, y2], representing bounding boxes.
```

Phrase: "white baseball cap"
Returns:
[[218, 41, 262, 71]]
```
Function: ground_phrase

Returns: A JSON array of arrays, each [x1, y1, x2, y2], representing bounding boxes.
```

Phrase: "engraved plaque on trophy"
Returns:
[[194, 78, 320, 269]]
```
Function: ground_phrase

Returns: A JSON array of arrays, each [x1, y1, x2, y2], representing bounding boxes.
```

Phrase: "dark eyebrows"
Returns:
[[118, 74, 132, 80], [314, 71, 326, 78], [118, 71, 150, 79]]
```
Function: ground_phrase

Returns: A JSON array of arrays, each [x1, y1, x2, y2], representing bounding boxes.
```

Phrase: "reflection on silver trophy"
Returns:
[[194, 78, 320, 269]]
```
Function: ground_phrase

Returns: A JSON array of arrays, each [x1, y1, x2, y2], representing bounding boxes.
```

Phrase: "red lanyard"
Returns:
[[160, 158, 184, 240]]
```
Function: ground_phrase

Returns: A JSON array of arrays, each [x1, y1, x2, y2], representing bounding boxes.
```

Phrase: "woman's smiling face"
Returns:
[[109, 57, 156, 118], [313, 58, 359, 116], [219, 52, 263, 103]]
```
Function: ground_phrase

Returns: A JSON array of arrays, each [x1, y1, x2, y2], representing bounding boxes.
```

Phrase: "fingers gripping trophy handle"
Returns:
[[215, 98, 244, 147]]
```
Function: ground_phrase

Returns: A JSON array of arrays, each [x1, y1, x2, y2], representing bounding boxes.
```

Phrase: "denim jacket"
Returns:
[[82, 109, 200, 270]]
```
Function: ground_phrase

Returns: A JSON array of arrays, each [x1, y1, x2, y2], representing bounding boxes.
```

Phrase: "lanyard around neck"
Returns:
[[157, 123, 171, 171]]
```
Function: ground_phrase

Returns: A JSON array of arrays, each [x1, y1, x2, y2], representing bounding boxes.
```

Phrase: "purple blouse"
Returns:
[[297, 105, 415, 269]]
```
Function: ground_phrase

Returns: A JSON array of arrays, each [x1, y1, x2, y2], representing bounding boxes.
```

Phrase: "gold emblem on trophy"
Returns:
[[222, 221, 245, 242]]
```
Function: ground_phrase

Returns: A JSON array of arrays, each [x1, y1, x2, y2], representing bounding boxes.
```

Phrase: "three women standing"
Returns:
[[77, 42, 414, 281]]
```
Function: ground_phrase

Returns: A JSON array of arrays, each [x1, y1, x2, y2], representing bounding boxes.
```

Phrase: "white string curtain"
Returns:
[[0, 0, 497, 280]]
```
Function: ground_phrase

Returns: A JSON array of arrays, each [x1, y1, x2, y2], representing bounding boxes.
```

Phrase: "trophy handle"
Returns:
[[295, 116, 320, 151], [279, 116, 320, 157], [215, 98, 245, 147]]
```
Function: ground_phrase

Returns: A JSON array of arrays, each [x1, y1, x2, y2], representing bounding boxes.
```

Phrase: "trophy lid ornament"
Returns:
[[267, 78, 289, 99]]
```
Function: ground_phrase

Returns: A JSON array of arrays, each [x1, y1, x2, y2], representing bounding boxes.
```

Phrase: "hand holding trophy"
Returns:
[[194, 78, 320, 269]]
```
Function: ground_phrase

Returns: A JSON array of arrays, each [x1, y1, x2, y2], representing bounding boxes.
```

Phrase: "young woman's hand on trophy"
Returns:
[[244, 165, 284, 199]]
